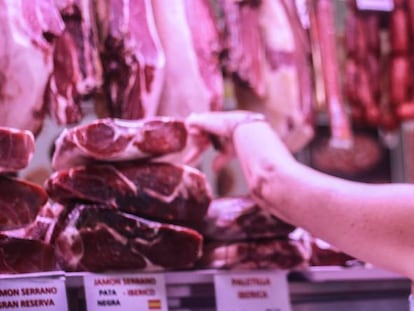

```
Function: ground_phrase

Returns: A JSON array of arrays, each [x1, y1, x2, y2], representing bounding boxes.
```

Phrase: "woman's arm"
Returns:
[[187, 111, 414, 279], [234, 121, 414, 279]]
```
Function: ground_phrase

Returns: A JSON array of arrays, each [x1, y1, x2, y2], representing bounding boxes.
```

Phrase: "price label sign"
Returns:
[[83, 273, 168, 311], [356, 0, 394, 11], [0, 274, 68, 310], [214, 270, 291, 311]]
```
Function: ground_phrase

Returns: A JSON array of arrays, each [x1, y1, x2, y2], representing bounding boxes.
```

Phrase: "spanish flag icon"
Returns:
[[147, 299, 161, 310]]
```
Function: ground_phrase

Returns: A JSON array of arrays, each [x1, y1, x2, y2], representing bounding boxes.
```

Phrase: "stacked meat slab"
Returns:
[[0, 129, 57, 273], [194, 196, 310, 270], [43, 117, 212, 272]]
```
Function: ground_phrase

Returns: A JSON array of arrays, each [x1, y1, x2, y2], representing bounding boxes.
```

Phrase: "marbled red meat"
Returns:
[[45, 161, 212, 224], [95, 0, 165, 119], [196, 239, 310, 270], [200, 196, 295, 241], [0, 234, 56, 274], [0, 127, 35, 173], [54, 204, 203, 272], [51, 117, 188, 170], [0, 176, 48, 231], [47, 0, 103, 124]]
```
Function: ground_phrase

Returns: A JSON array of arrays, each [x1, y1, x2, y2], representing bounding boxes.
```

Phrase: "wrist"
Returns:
[[231, 113, 267, 137]]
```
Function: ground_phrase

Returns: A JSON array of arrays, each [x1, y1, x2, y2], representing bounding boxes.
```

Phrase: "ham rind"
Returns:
[[0, 0, 64, 135], [0, 176, 48, 231], [51, 117, 188, 170], [152, 0, 223, 117], [0, 234, 56, 274], [47, 0, 103, 125], [96, 0, 165, 119], [45, 161, 212, 224], [54, 204, 203, 272], [200, 196, 295, 241]]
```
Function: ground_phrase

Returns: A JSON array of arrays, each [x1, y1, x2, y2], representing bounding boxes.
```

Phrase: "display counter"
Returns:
[[0, 266, 410, 311]]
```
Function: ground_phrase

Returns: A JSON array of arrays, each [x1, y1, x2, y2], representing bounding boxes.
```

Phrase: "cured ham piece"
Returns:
[[196, 239, 310, 270], [54, 204, 203, 272], [45, 161, 212, 224], [152, 0, 223, 117], [47, 0, 103, 124], [200, 196, 295, 241], [0, 234, 56, 274], [0, 127, 35, 172], [51, 117, 188, 170], [95, 0, 165, 119], [0, 176, 48, 231], [0, 0, 64, 135]]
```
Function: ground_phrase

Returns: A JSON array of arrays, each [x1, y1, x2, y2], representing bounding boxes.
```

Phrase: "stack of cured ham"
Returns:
[[41, 117, 212, 272], [0, 129, 57, 274], [194, 196, 311, 270]]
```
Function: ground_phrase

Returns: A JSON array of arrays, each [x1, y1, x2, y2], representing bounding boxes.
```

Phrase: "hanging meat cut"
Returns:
[[0, 234, 56, 274], [54, 204, 203, 272], [51, 117, 188, 170], [47, 0, 103, 124], [45, 161, 212, 224], [0, 0, 64, 135], [152, 0, 223, 117], [95, 0, 165, 119], [219, 0, 314, 152], [0, 176, 48, 231], [200, 196, 295, 241]]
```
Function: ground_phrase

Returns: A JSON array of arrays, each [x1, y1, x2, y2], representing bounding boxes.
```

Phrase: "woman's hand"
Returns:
[[184, 110, 266, 171]]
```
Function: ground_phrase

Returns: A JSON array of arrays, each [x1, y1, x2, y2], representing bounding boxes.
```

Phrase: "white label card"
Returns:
[[356, 0, 394, 11], [0, 275, 68, 310], [83, 273, 168, 311], [214, 270, 291, 311]]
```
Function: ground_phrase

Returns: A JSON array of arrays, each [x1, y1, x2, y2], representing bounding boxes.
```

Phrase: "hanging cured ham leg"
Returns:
[[310, 0, 382, 176], [152, 0, 223, 117]]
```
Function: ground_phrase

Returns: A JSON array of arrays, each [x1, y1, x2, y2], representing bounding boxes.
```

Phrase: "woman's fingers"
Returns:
[[186, 112, 233, 137]]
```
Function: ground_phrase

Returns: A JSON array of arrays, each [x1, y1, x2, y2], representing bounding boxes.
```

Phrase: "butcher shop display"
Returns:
[[0, 0, 408, 279]]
